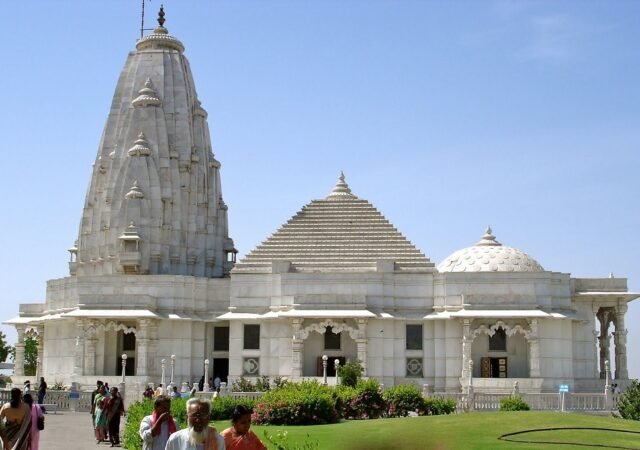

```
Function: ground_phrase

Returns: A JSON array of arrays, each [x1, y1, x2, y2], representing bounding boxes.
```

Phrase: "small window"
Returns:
[[122, 332, 136, 351], [243, 324, 260, 350], [214, 326, 229, 351], [324, 326, 341, 350], [489, 328, 507, 351], [406, 324, 423, 350]]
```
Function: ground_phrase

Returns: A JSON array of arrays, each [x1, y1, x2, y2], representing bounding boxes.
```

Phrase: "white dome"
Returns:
[[438, 227, 544, 273]]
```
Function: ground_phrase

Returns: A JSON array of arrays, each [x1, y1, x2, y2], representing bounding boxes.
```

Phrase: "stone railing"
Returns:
[[432, 391, 613, 412], [226, 391, 266, 401]]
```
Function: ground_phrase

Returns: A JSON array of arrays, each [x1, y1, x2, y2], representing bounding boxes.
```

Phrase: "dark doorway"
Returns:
[[213, 358, 229, 384], [316, 356, 346, 377], [481, 357, 507, 378], [117, 357, 135, 376]]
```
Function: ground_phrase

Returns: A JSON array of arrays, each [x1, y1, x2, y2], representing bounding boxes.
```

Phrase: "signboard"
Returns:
[[559, 384, 569, 393], [69, 392, 80, 399]]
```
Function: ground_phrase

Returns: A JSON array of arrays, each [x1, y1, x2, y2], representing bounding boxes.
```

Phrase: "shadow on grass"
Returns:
[[498, 427, 640, 449]]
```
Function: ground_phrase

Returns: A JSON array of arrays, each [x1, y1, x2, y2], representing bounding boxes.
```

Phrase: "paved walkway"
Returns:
[[39, 411, 125, 450]]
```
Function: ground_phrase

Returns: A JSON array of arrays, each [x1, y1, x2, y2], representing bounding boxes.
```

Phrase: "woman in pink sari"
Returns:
[[23, 393, 44, 450]]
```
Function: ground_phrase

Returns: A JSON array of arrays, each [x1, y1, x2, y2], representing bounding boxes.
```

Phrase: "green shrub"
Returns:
[[340, 379, 385, 420], [618, 379, 640, 420], [232, 376, 258, 392], [210, 395, 258, 420], [122, 399, 154, 450], [383, 384, 425, 417], [499, 395, 530, 411], [272, 376, 289, 389], [423, 397, 457, 415], [122, 397, 189, 450], [255, 376, 271, 392], [334, 385, 358, 419], [339, 361, 363, 388], [170, 397, 188, 425], [252, 380, 339, 425]]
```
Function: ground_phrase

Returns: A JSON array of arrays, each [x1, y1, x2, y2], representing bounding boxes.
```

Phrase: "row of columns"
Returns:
[[597, 303, 628, 380]]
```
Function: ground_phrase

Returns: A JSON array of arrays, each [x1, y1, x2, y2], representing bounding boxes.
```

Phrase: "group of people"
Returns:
[[0, 387, 45, 450], [91, 380, 125, 447], [140, 396, 266, 450]]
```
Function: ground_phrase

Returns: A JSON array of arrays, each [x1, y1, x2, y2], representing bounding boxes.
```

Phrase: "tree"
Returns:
[[9, 336, 38, 376], [0, 331, 11, 363], [618, 379, 640, 420]]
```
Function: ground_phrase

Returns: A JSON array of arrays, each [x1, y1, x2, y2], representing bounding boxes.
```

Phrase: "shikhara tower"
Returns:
[[8, 9, 237, 386], [74, 7, 235, 278], [6, 8, 638, 398]]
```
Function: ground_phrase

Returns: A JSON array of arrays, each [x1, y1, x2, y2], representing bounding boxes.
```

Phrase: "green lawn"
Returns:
[[216, 412, 640, 450]]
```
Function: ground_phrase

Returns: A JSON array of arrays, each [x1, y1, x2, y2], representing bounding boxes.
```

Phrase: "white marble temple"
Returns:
[[5, 8, 638, 393]]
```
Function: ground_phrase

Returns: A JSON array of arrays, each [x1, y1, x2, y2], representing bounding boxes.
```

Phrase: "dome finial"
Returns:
[[476, 225, 501, 246], [158, 5, 166, 27]]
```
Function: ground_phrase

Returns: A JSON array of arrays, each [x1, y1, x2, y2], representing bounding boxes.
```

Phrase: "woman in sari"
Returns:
[[23, 393, 44, 450], [104, 386, 125, 447], [94, 384, 108, 443], [0, 388, 32, 450], [221, 405, 266, 450]]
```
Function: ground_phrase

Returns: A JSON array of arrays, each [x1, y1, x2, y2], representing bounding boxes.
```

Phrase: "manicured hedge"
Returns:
[[252, 380, 340, 425], [211, 395, 258, 420], [339, 378, 385, 420], [383, 384, 425, 417]]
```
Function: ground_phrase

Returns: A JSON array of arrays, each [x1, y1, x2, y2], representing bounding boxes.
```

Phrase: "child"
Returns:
[[221, 405, 267, 450]]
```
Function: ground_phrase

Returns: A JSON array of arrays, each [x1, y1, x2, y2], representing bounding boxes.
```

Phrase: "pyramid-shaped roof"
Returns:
[[233, 173, 434, 273]]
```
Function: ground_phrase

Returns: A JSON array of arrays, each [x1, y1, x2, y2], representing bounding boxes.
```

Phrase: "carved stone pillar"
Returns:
[[597, 308, 613, 379], [355, 319, 368, 376], [460, 319, 472, 382], [33, 326, 44, 379], [136, 319, 150, 376], [14, 325, 26, 376], [84, 320, 97, 376], [527, 319, 541, 378], [73, 320, 85, 377], [147, 320, 159, 375], [614, 303, 629, 379], [291, 319, 304, 378]]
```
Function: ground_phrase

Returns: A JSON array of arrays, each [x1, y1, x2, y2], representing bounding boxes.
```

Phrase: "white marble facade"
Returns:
[[6, 10, 638, 393]]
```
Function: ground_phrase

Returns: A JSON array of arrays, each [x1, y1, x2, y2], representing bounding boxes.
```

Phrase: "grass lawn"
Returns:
[[226, 411, 640, 450]]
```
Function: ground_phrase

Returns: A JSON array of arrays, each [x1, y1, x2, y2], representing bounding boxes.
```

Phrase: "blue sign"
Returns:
[[69, 392, 80, 399], [559, 384, 569, 393]]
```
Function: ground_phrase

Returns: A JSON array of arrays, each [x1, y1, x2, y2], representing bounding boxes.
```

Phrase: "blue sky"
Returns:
[[1, 0, 639, 379]]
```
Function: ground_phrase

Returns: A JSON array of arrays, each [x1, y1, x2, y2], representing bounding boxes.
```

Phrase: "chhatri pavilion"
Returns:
[[6, 9, 638, 393]]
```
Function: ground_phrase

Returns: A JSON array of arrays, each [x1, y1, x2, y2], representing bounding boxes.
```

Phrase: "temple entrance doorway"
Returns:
[[213, 358, 229, 385], [481, 357, 507, 378]]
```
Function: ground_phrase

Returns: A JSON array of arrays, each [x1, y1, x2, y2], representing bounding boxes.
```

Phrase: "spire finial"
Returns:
[[326, 171, 356, 200], [158, 5, 166, 27], [476, 225, 501, 246]]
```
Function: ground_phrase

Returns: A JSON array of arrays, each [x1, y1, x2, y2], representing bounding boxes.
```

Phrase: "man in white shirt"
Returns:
[[165, 398, 225, 450], [139, 396, 176, 450]]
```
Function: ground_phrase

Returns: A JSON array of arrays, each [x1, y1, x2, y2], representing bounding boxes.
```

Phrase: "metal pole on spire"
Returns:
[[140, 0, 157, 39], [140, 0, 145, 39]]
